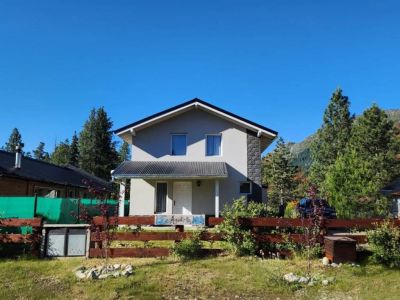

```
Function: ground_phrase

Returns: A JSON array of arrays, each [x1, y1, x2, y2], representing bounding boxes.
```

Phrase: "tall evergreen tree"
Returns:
[[310, 88, 354, 188], [324, 104, 399, 217], [263, 138, 297, 211], [3, 128, 23, 153], [118, 141, 131, 163], [69, 131, 79, 167], [51, 139, 71, 166], [33, 142, 50, 161], [78, 107, 118, 180]]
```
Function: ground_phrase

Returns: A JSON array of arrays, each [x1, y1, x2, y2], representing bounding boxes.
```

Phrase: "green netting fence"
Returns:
[[0, 197, 129, 225]]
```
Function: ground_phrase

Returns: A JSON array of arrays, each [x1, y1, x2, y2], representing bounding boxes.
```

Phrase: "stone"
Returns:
[[283, 273, 299, 283], [331, 263, 338, 268], [322, 280, 329, 286], [75, 270, 86, 280], [322, 257, 330, 266], [112, 271, 121, 278], [98, 273, 112, 280], [86, 270, 98, 280], [298, 277, 309, 283], [307, 281, 315, 287], [113, 264, 121, 270]]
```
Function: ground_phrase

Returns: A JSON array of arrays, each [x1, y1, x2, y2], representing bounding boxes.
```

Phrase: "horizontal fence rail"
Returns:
[[88, 216, 399, 258], [0, 217, 42, 256]]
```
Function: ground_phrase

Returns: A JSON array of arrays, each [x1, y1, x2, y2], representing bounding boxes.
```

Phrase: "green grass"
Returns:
[[0, 256, 399, 299]]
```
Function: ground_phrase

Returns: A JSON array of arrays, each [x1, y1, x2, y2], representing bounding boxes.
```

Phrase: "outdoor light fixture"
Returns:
[[197, 180, 201, 187]]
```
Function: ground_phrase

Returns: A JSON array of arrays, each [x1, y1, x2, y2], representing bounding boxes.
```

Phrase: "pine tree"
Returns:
[[263, 138, 297, 211], [118, 141, 131, 163], [310, 88, 354, 188], [324, 104, 399, 217], [3, 128, 23, 153], [33, 142, 50, 161], [51, 139, 71, 166], [69, 131, 79, 167], [78, 107, 118, 180]]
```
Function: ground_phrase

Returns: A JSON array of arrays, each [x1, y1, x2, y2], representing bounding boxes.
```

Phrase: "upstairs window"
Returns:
[[206, 134, 222, 156], [171, 134, 187, 156]]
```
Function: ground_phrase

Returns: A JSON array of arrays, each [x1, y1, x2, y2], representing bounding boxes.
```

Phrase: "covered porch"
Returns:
[[112, 161, 228, 217]]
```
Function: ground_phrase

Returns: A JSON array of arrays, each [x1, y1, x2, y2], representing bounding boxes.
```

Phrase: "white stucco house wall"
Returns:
[[112, 98, 277, 217]]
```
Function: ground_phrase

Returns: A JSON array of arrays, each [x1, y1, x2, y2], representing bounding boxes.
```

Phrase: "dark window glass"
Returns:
[[206, 135, 221, 156], [171, 134, 187, 155], [156, 183, 167, 213], [240, 182, 251, 194]]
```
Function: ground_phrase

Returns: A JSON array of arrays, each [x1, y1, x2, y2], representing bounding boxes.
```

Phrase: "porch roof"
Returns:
[[112, 161, 228, 179]]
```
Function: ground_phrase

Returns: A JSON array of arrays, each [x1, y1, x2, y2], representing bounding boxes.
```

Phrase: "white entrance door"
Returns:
[[173, 181, 192, 215]]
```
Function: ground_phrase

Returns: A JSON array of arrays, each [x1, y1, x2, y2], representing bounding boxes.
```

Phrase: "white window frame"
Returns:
[[205, 134, 222, 156], [239, 181, 252, 195], [170, 133, 187, 156]]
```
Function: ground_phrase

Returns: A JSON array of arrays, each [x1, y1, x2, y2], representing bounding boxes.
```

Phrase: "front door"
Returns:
[[173, 181, 192, 215]]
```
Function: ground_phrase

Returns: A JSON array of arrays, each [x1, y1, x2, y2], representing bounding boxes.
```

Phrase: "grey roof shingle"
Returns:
[[0, 150, 112, 191], [112, 161, 228, 179]]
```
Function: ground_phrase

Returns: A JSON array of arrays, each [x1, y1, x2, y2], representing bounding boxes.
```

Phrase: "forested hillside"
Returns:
[[288, 109, 400, 171]]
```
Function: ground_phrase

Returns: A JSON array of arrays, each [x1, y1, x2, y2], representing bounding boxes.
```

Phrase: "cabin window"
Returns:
[[171, 134, 187, 156], [206, 134, 222, 156], [240, 182, 252, 194], [155, 182, 167, 213]]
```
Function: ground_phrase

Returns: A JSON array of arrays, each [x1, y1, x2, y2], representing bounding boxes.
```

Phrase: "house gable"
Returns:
[[115, 98, 277, 152]]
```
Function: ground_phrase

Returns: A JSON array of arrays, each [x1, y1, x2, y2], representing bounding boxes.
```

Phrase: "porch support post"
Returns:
[[215, 179, 220, 218], [118, 180, 126, 217]]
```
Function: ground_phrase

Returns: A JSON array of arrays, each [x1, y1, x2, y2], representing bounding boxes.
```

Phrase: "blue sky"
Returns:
[[1, 0, 399, 154]]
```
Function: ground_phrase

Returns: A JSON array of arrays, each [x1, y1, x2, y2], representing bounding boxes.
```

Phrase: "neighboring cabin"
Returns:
[[112, 98, 277, 217], [0, 149, 112, 197]]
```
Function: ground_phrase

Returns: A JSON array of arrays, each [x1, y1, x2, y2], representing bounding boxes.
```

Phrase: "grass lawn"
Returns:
[[0, 255, 399, 300]]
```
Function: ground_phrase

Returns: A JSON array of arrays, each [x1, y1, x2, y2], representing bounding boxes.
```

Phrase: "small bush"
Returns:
[[171, 230, 203, 260], [284, 200, 299, 218], [219, 198, 272, 256], [367, 220, 400, 268]]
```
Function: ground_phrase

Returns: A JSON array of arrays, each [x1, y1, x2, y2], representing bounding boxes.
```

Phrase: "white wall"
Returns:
[[128, 108, 249, 215]]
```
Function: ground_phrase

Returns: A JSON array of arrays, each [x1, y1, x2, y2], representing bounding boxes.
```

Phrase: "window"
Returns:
[[155, 182, 167, 213], [171, 134, 187, 156], [206, 134, 222, 156], [240, 182, 252, 194]]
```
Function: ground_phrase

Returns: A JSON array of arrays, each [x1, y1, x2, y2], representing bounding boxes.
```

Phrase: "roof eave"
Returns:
[[114, 98, 278, 138]]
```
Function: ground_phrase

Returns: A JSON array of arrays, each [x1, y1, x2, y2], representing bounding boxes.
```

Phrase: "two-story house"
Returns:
[[112, 98, 277, 217]]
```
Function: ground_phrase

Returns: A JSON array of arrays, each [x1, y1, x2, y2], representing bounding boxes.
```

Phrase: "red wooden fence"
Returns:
[[88, 216, 400, 258], [0, 217, 43, 256]]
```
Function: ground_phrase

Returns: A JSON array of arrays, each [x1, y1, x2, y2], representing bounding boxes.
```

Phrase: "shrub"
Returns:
[[367, 220, 400, 268], [284, 200, 299, 218], [219, 197, 271, 256], [171, 230, 203, 260]]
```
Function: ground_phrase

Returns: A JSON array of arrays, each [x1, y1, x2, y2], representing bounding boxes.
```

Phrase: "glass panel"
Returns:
[[240, 182, 251, 194], [206, 135, 221, 156], [171, 135, 186, 155], [67, 233, 87, 256], [156, 183, 167, 213]]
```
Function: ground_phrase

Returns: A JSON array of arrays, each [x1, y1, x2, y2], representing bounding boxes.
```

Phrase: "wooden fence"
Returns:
[[88, 216, 400, 258], [0, 217, 42, 256]]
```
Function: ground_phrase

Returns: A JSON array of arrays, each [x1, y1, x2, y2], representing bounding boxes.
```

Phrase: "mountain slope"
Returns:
[[288, 109, 400, 171]]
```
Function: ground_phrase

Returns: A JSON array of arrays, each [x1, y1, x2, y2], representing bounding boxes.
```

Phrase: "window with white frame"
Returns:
[[206, 134, 222, 156], [171, 134, 187, 156], [239, 181, 252, 194]]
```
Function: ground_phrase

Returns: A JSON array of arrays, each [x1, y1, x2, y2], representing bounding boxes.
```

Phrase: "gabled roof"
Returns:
[[112, 161, 228, 179], [0, 150, 112, 191], [114, 98, 278, 139]]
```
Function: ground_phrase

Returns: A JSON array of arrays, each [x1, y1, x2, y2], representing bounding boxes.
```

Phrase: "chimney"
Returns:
[[15, 143, 23, 169]]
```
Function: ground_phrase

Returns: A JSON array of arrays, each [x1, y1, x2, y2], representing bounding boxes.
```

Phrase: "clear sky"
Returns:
[[1, 0, 399, 154]]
